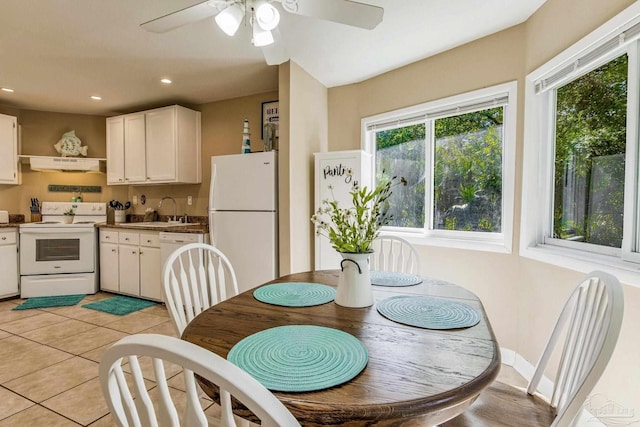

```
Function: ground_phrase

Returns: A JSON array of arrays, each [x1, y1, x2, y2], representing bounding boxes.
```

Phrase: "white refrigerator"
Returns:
[[209, 151, 278, 293]]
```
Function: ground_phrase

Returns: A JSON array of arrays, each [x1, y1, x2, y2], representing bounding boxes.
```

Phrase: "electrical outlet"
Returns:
[[187, 196, 193, 206], [133, 195, 138, 205]]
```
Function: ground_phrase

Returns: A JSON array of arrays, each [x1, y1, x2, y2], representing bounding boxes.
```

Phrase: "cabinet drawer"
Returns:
[[139, 232, 160, 247], [100, 229, 119, 243], [0, 230, 17, 245], [119, 232, 139, 245]]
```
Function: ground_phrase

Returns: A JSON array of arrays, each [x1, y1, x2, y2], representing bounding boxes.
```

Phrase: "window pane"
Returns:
[[553, 54, 627, 248], [433, 107, 503, 232], [375, 124, 425, 228]]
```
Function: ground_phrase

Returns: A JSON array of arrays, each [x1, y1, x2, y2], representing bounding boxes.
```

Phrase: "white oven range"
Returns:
[[19, 202, 106, 298]]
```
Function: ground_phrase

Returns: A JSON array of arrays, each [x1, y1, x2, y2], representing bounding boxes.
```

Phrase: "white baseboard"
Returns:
[[499, 347, 605, 427]]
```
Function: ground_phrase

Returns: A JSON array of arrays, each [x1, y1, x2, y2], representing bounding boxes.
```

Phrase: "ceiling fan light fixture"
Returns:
[[215, 3, 244, 36], [255, 1, 280, 31], [252, 26, 274, 47]]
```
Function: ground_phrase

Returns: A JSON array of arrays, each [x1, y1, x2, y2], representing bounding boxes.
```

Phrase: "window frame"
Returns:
[[361, 81, 518, 254], [521, 2, 640, 286]]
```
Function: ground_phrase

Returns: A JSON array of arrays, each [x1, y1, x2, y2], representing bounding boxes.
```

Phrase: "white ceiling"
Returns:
[[0, 0, 546, 116]]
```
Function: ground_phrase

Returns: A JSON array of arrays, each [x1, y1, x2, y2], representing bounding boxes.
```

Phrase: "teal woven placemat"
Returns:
[[253, 282, 336, 307], [13, 294, 86, 310], [228, 325, 368, 392], [82, 296, 156, 316], [370, 271, 423, 287], [377, 296, 480, 330]]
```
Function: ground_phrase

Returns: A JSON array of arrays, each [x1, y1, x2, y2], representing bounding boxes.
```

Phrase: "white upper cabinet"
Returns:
[[0, 113, 19, 184], [106, 105, 201, 185], [106, 116, 125, 184], [124, 113, 147, 183]]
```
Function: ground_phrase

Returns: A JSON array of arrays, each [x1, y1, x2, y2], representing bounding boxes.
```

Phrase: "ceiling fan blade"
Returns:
[[280, 0, 383, 30], [261, 28, 289, 65], [141, 1, 220, 33]]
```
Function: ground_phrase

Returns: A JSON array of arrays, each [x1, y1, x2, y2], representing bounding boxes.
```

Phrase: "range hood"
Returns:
[[19, 155, 106, 172]]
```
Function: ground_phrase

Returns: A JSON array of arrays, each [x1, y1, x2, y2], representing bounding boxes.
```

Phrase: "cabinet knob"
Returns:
[[111, 248, 117, 253], [132, 250, 136, 254], [105, 236, 110, 239], [125, 237, 129, 241], [1, 237, 6, 240], [146, 239, 151, 243]]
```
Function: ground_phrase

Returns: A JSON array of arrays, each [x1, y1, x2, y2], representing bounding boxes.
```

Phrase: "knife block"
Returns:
[[106, 207, 115, 225]]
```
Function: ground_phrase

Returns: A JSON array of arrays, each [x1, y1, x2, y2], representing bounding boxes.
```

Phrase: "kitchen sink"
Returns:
[[121, 222, 201, 228]]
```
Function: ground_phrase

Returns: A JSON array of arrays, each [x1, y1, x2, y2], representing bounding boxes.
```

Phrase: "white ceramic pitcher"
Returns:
[[335, 252, 373, 308]]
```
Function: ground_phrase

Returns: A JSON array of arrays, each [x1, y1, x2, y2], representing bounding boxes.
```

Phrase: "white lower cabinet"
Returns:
[[99, 229, 162, 301], [0, 229, 19, 298]]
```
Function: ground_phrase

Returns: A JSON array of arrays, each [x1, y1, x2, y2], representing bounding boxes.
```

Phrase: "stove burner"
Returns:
[[37, 221, 61, 224], [74, 221, 96, 224]]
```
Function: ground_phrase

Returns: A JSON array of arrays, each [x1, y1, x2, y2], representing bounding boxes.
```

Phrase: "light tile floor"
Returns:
[[0, 292, 527, 426], [0, 292, 185, 426]]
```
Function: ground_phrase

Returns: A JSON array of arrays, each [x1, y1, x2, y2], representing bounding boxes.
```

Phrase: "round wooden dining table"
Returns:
[[182, 270, 500, 426]]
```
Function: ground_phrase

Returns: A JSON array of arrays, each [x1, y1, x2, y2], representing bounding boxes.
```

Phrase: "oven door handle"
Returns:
[[19, 228, 93, 235]]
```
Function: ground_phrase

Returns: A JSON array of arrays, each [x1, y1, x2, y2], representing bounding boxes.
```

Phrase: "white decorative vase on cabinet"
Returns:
[[335, 252, 373, 308]]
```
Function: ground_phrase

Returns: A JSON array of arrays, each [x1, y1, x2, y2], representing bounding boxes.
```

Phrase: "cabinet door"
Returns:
[[99, 242, 119, 292], [124, 113, 147, 183], [118, 244, 140, 296], [106, 116, 125, 185], [0, 114, 18, 184], [145, 107, 176, 182], [0, 232, 18, 297], [139, 246, 162, 301]]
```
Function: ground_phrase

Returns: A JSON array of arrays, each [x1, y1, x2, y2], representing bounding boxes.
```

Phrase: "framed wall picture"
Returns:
[[262, 100, 279, 140]]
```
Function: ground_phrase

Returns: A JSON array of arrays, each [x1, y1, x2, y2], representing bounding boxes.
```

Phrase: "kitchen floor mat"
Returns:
[[12, 294, 86, 310], [82, 295, 156, 316]]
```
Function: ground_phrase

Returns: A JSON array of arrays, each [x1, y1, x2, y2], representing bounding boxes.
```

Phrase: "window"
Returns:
[[362, 82, 517, 253], [522, 2, 640, 285]]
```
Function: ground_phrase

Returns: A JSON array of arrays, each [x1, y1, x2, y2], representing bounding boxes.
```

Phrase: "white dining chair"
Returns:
[[443, 270, 624, 427], [370, 235, 421, 274], [100, 334, 300, 427], [162, 242, 240, 336], [163, 243, 248, 427]]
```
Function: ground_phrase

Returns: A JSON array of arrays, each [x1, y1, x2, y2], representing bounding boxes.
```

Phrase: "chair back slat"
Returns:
[[370, 235, 421, 275], [186, 250, 204, 318], [198, 251, 212, 307], [100, 334, 301, 427], [152, 358, 181, 426], [128, 356, 158, 427], [526, 271, 624, 427]]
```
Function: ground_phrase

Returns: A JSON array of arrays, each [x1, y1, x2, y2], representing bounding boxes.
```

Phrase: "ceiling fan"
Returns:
[[141, 0, 384, 65]]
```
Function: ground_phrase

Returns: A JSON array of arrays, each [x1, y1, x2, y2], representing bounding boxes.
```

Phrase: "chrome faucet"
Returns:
[[158, 196, 177, 221]]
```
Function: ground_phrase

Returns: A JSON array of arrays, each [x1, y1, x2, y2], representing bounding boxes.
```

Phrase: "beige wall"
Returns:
[[327, 0, 639, 415], [278, 61, 328, 275]]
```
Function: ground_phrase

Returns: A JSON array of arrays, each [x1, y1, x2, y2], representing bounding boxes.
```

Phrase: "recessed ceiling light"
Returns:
[[161, 78, 172, 84], [90, 95, 102, 101], [1, 87, 14, 93]]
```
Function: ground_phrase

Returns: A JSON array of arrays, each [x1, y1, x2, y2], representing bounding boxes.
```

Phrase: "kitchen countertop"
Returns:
[[97, 223, 208, 234], [0, 214, 25, 228]]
